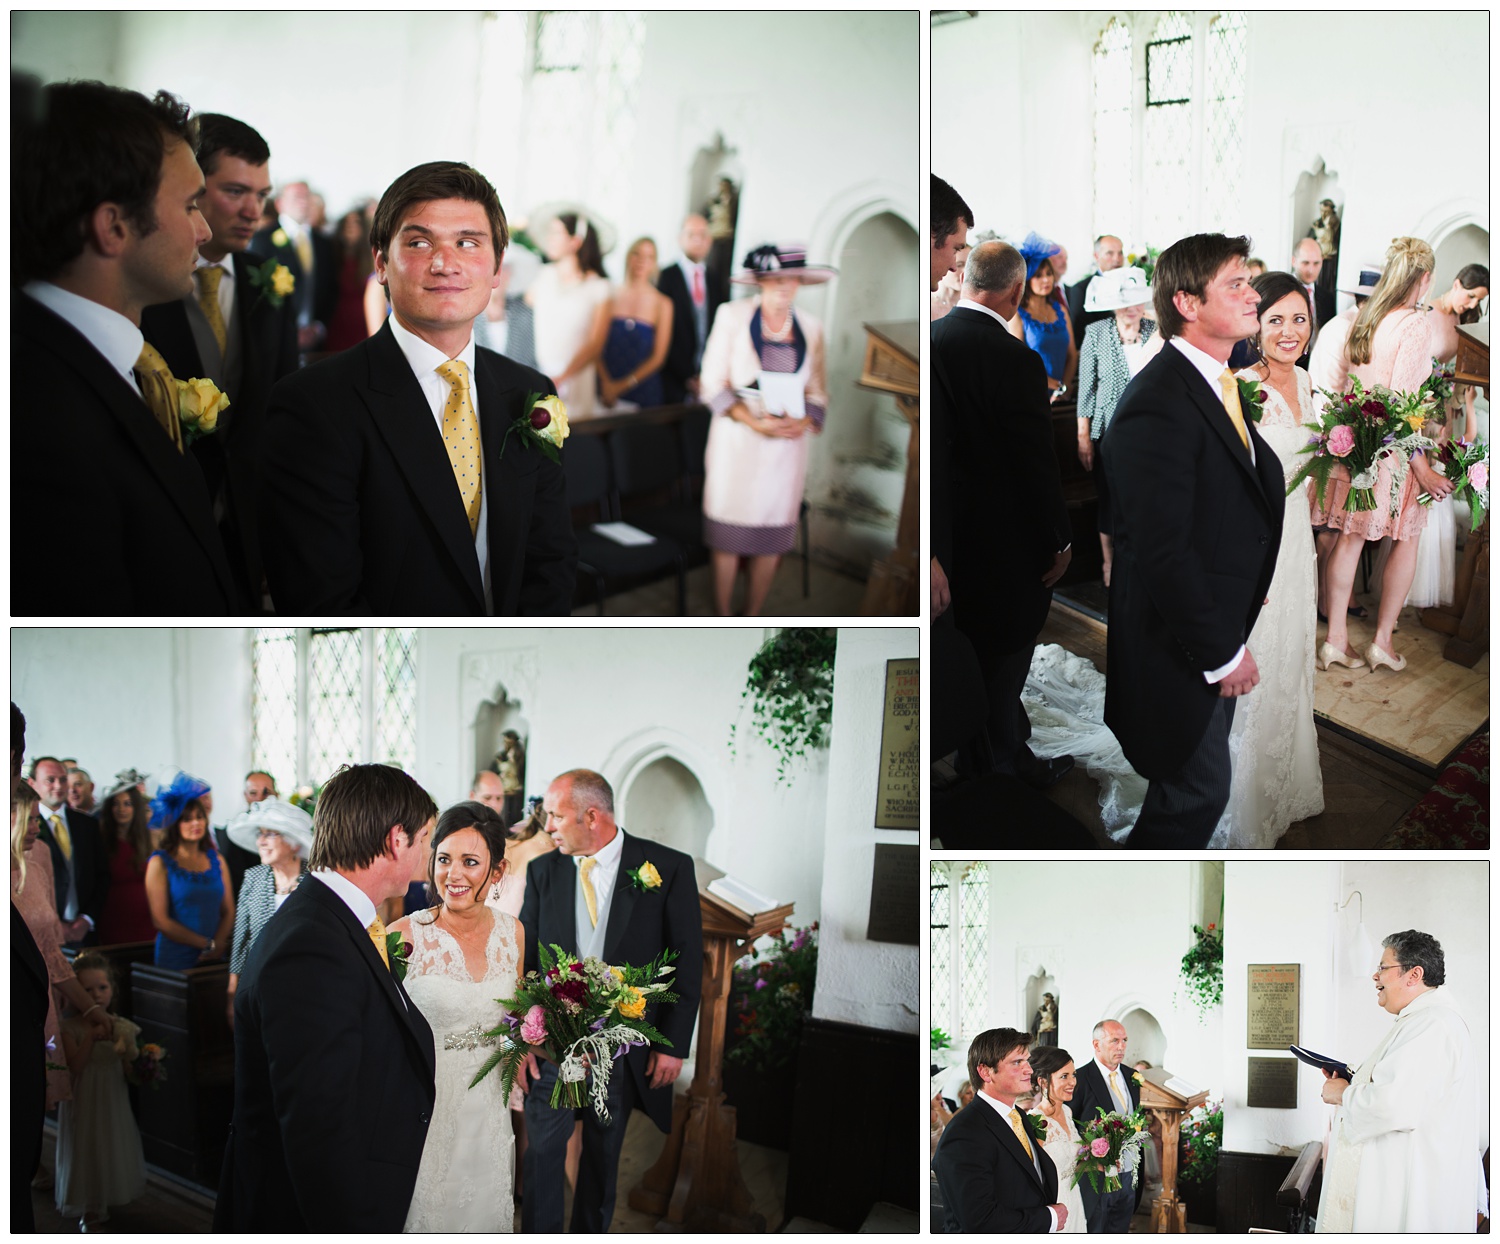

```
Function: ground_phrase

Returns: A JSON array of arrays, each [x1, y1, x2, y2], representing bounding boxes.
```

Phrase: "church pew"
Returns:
[[62, 940, 155, 1022]]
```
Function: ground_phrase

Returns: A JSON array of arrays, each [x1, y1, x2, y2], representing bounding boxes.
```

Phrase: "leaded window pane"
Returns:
[[308, 628, 363, 785], [251, 628, 297, 795], [960, 862, 989, 1037], [1144, 12, 1195, 248], [930, 862, 952, 1037], [375, 628, 419, 772], [1092, 17, 1133, 243], [1202, 11, 1247, 233]]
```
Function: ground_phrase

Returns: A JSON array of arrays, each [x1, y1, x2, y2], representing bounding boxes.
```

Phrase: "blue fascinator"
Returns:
[[1017, 231, 1062, 282], [149, 770, 211, 830]]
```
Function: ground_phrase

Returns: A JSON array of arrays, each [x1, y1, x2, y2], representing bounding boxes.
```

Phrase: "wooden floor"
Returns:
[[571, 555, 868, 617], [1034, 598, 1471, 849]]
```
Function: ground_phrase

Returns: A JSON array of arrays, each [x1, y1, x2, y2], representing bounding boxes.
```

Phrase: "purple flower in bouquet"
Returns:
[[1090, 1137, 1111, 1157], [1327, 424, 1356, 458], [520, 1004, 548, 1045], [1470, 462, 1488, 492]]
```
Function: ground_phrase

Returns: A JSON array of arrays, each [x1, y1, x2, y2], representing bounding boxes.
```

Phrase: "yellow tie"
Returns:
[[368, 915, 390, 968], [293, 228, 313, 281], [436, 358, 483, 537], [1110, 1069, 1123, 1107], [1008, 1107, 1035, 1160], [135, 342, 185, 453], [49, 814, 73, 862], [1218, 368, 1251, 452], [197, 265, 229, 358], [579, 857, 599, 928]]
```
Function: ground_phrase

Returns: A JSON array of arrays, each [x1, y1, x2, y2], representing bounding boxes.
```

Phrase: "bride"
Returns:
[[1026, 1045, 1086, 1233], [392, 801, 523, 1232]]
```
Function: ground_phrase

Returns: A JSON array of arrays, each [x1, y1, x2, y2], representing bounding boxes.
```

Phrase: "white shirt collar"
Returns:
[[575, 826, 625, 871], [387, 311, 476, 377], [975, 1089, 1020, 1116], [196, 251, 235, 275], [1171, 335, 1233, 393], [954, 296, 1008, 327], [1095, 1057, 1128, 1086], [24, 280, 144, 388], [310, 869, 378, 929]]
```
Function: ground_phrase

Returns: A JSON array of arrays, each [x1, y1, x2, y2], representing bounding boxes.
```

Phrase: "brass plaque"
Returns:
[[874, 658, 919, 829], [866, 843, 918, 944], [1247, 1057, 1298, 1109], [1247, 963, 1300, 1049]]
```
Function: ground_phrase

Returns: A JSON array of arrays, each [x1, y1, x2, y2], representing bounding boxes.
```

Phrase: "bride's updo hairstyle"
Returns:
[[426, 799, 511, 905], [1028, 1044, 1075, 1101], [1347, 236, 1434, 368]]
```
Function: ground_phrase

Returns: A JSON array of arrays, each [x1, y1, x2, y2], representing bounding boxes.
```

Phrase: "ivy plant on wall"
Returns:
[[729, 628, 837, 785], [1178, 923, 1223, 1017]]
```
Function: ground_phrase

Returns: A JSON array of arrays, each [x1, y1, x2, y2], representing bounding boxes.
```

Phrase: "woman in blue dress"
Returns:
[[598, 236, 674, 408], [1005, 231, 1077, 400], [143, 772, 233, 970]]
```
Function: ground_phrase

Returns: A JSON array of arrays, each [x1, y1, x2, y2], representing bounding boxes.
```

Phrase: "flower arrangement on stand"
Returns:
[[1072, 1108, 1153, 1194], [727, 921, 818, 1074], [1179, 1099, 1223, 1186], [1178, 923, 1223, 1016], [1287, 378, 1437, 515]]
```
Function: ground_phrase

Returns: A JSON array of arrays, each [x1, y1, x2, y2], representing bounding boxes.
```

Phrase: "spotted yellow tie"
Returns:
[[1008, 1107, 1035, 1160], [435, 359, 483, 537], [579, 857, 599, 928], [1218, 369, 1250, 452], [197, 265, 229, 357], [49, 813, 73, 862], [367, 915, 390, 968], [135, 342, 184, 453]]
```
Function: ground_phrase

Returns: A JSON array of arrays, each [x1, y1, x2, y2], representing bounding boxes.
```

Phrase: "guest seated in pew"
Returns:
[[225, 797, 313, 1026], [144, 773, 233, 970], [599, 237, 674, 409]]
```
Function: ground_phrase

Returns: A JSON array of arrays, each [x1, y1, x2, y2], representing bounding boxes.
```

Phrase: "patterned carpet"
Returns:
[[1379, 729, 1489, 848]]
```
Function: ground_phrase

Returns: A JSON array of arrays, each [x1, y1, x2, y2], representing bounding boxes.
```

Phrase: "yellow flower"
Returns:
[[271, 228, 289, 248], [1406, 411, 1426, 433], [271, 264, 296, 297], [617, 988, 646, 1020], [639, 861, 662, 890], [177, 377, 230, 433], [530, 394, 570, 448]]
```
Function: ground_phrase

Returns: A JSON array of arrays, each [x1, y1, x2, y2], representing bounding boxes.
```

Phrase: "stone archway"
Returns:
[[620, 755, 714, 860], [1119, 1006, 1168, 1071]]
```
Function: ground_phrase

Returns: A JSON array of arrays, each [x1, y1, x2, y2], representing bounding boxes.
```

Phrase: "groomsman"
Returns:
[[251, 179, 338, 353], [12, 78, 239, 613], [257, 161, 578, 614], [657, 214, 725, 403], [1070, 1020, 1141, 1232], [142, 114, 298, 608]]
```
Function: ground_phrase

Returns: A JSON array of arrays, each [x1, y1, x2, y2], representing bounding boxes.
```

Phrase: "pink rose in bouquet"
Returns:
[[1090, 1137, 1111, 1158], [1469, 462, 1488, 493], [520, 1004, 548, 1045], [1327, 424, 1356, 458]]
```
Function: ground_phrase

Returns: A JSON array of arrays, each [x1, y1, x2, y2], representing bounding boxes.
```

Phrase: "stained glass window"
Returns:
[[1202, 12, 1248, 234], [250, 629, 420, 790], [960, 862, 990, 1037], [1091, 18, 1134, 244], [930, 861, 953, 1037]]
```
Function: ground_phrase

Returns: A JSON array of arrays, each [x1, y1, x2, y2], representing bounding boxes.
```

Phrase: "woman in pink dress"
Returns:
[[1314, 237, 1455, 672]]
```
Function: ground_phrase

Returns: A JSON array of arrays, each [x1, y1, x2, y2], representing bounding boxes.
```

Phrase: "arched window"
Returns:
[[1091, 17, 1134, 244], [930, 860, 991, 1046], [929, 861, 953, 1037], [959, 861, 990, 1036], [1143, 11, 1196, 248]]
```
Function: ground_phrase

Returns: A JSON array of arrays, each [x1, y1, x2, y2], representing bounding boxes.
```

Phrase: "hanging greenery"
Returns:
[[729, 628, 837, 784], [1178, 923, 1223, 1016], [931, 1027, 953, 1053]]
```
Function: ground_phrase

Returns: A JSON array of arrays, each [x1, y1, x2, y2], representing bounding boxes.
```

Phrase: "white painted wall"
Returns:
[[813, 627, 920, 1035], [933, 10, 1488, 302], [1225, 861, 1488, 1155]]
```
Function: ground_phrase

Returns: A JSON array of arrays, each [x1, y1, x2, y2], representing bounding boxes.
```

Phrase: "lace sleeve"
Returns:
[[1389, 311, 1433, 393]]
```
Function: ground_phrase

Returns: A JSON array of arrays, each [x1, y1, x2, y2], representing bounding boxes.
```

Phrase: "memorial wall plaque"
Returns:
[[1247, 1057, 1298, 1109], [874, 658, 919, 829], [866, 843, 918, 944], [1247, 963, 1300, 1049]]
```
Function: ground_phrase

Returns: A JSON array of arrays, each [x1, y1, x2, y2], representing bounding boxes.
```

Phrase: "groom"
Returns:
[[1103, 233, 1283, 847], [214, 764, 438, 1231], [518, 769, 703, 1232], [257, 160, 577, 614], [1069, 1020, 1141, 1232]]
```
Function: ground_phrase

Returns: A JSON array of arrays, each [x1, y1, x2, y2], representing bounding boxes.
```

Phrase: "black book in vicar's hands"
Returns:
[[1289, 1045, 1352, 1080]]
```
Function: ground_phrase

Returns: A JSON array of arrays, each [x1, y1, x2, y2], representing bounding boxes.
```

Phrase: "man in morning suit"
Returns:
[[11, 78, 240, 615], [250, 179, 338, 353], [142, 114, 298, 609], [929, 173, 973, 621], [1067, 234, 1125, 346], [257, 161, 578, 614], [30, 757, 108, 948], [517, 769, 703, 1232], [932, 1027, 1068, 1232], [215, 764, 437, 1232], [1069, 1020, 1141, 1232], [1104, 234, 1284, 847], [656, 213, 725, 403], [931, 241, 1074, 789], [1292, 238, 1336, 365]]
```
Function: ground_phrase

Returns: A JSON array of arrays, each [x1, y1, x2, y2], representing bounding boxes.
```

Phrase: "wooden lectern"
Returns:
[[629, 889, 794, 1232], [856, 321, 919, 616], [1419, 322, 1489, 665], [1138, 1069, 1210, 1233]]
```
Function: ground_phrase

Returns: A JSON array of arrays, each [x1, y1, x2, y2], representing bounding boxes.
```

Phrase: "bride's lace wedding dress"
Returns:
[[403, 909, 520, 1233], [1031, 1103, 1086, 1233]]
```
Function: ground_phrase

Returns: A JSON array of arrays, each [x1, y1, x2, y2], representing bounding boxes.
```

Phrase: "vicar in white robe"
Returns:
[[1315, 930, 1486, 1233]]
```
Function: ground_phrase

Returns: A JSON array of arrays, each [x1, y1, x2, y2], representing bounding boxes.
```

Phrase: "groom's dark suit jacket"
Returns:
[[257, 320, 578, 614], [932, 1095, 1060, 1232], [141, 255, 299, 605], [1103, 342, 1283, 779], [931, 306, 1071, 660], [519, 833, 703, 1133], [11, 291, 240, 614], [214, 876, 436, 1233]]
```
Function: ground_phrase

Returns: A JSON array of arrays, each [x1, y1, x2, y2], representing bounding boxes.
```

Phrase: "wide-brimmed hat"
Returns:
[[1084, 266, 1153, 313], [1340, 260, 1383, 299], [225, 797, 315, 857], [501, 244, 542, 295], [527, 202, 617, 257], [100, 768, 148, 805], [731, 243, 837, 286]]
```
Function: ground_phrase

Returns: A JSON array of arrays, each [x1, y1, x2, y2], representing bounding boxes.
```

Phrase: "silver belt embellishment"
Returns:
[[444, 1023, 498, 1051]]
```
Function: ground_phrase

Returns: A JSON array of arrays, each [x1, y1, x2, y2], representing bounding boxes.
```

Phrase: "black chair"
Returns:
[[563, 434, 686, 614], [677, 405, 710, 499], [611, 423, 709, 567]]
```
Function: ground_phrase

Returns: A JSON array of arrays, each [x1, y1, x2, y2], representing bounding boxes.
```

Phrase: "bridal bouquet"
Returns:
[[1422, 437, 1489, 528], [1287, 377, 1437, 515], [1072, 1107, 1153, 1194], [469, 944, 678, 1122]]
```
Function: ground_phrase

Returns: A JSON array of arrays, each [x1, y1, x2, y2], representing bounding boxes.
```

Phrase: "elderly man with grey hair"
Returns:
[[931, 240, 1075, 789], [1315, 930, 1484, 1232]]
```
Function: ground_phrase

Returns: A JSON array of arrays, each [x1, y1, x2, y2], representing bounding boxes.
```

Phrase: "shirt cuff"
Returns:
[[1048, 1207, 1059, 1232], [1204, 644, 1246, 684]]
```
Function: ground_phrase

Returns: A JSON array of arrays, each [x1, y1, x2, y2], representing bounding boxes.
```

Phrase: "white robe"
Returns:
[[1315, 990, 1485, 1233]]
